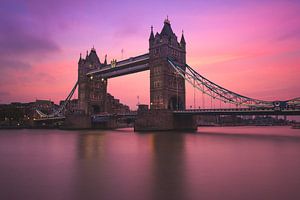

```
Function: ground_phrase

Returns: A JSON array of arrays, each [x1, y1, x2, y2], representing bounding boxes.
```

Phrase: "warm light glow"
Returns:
[[0, 0, 299, 109]]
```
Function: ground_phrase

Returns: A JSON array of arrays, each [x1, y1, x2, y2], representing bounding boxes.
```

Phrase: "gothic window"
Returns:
[[159, 95, 163, 104], [154, 80, 161, 88], [80, 93, 85, 100], [153, 67, 161, 75]]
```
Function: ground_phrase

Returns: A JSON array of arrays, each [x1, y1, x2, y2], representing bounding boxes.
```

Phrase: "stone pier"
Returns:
[[134, 105, 197, 132], [64, 114, 92, 129]]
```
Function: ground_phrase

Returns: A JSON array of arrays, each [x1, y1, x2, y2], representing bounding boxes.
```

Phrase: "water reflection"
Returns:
[[74, 131, 188, 200], [150, 133, 186, 200], [0, 128, 300, 200], [77, 133, 106, 160], [74, 131, 153, 200]]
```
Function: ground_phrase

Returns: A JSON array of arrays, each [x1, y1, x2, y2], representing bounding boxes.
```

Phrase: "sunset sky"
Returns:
[[1, 0, 300, 109]]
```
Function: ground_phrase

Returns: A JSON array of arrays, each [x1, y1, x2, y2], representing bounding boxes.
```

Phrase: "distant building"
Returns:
[[60, 99, 79, 115], [0, 100, 59, 126]]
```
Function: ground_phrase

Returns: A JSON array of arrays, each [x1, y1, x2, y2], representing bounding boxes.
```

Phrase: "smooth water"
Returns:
[[0, 127, 300, 200]]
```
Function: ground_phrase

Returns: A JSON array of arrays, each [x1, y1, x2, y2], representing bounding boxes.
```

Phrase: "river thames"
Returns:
[[0, 126, 300, 200]]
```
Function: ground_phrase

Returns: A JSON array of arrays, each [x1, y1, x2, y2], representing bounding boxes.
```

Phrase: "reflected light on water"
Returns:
[[0, 127, 300, 200]]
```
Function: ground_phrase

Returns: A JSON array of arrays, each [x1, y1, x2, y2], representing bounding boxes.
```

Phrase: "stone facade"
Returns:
[[149, 18, 186, 110], [134, 19, 197, 131], [134, 104, 197, 131], [78, 48, 129, 115], [78, 48, 107, 115]]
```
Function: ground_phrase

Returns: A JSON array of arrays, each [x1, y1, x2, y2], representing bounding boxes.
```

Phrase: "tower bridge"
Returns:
[[36, 18, 300, 131]]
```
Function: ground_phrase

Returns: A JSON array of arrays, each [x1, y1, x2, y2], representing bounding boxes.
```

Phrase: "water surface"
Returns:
[[0, 127, 300, 200]]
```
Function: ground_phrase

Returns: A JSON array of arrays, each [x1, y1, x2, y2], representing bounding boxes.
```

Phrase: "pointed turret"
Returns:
[[160, 16, 174, 37], [87, 47, 101, 66], [78, 53, 83, 64], [180, 30, 186, 44], [149, 26, 155, 41], [180, 30, 186, 49], [104, 54, 107, 66]]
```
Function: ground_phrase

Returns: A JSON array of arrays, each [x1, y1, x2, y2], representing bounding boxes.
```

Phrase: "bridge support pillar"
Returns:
[[64, 114, 92, 129], [134, 108, 197, 132], [173, 115, 197, 131], [92, 117, 118, 129]]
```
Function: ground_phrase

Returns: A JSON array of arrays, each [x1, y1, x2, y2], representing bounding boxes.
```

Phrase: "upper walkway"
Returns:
[[86, 53, 149, 78]]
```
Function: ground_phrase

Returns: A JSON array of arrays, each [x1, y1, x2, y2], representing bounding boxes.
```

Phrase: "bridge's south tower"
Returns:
[[149, 18, 186, 110], [78, 48, 107, 115]]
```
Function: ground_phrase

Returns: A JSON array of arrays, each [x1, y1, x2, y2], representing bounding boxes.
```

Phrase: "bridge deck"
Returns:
[[174, 108, 300, 116], [33, 116, 66, 121], [87, 53, 149, 78]]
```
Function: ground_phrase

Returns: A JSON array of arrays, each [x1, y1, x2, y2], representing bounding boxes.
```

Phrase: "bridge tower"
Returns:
[[78, 48, 108, 115], [149, 18, 186, 110]]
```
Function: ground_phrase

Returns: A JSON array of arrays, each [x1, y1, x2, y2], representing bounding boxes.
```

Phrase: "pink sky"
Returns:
[[0, 0, 299, 109]]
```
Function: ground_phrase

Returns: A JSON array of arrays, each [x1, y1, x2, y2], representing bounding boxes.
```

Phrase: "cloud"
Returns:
[[0, 59, 31, 71], [0, 1, 61, 87], [0, 17, 60, 58], [114, 24, 141, 38], [276, 29, 300, 42], [35, 72, 57, 82], [0, 91, 10, 97]]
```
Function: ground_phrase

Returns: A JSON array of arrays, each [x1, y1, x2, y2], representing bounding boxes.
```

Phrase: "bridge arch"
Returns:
[[168, 96, 184, 110], [91, 104, 101, 114]]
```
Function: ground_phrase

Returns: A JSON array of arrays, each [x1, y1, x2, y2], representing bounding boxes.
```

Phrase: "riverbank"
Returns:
[[0, 124, 297, 130]]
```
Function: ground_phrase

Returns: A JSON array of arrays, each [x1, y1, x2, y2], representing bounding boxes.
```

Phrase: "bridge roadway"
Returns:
[[92, 112, 137, 122], [87, 53, 149, 78], [33, 116, 66, 121], [34, 108, 300, 124], [93, 108, 300, 122], [173, 108, 300, 116]]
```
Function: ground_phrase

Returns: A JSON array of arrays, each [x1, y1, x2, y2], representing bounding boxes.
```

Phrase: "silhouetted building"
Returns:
[[149, 18, 186, 110], [78, 48, 129, 115]]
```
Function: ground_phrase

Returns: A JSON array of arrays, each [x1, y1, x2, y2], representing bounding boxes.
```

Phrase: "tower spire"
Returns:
[[180, 30, 186, 45], [78, 53, 83, 63], [164, 15, 170, 24], [149, 25, 155, 41], [161, 17, 173, 36], [104, 54, 107, 66]]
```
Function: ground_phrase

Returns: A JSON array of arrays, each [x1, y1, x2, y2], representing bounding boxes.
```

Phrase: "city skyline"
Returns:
[[1, 0, 300, 109]]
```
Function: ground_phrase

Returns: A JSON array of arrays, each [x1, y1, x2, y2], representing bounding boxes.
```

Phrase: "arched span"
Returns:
[[168, 96, 184, 110]]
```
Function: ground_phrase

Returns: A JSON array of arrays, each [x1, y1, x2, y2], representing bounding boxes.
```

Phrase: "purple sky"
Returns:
[[0, 0, 300, 109]]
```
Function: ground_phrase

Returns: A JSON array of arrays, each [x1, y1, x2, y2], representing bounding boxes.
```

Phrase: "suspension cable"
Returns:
[[36, 81, 78, 118], [167, 58, 276, 108]]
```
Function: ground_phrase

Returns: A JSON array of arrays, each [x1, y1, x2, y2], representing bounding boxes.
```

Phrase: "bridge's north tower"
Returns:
[[78, 48, 107, 115], [149, 18, 186, 110]]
